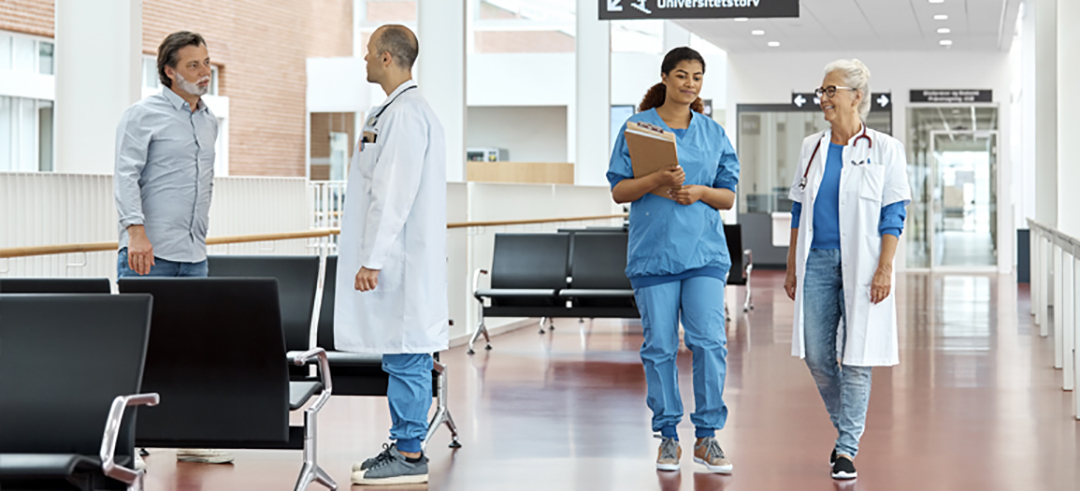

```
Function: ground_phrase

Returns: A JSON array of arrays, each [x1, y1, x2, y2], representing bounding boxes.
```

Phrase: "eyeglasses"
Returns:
[[814, 86, 857, 99]]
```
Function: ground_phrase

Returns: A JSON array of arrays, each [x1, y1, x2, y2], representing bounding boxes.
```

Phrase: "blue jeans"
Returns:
[[803, 248, 873, 458], [634, 275, 728, 439], [117, 248, 208, 278], [383, 353, 433, 453]]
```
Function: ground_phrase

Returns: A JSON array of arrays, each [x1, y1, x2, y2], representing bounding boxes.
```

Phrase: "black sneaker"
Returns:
[[829, 449, 837, 467], [831, 454, 857, 480]]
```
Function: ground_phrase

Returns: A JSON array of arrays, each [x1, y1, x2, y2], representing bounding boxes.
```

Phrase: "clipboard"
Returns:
[[625, 121, 680, 200]]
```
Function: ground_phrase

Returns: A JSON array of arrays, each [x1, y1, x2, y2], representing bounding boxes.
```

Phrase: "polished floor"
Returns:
[[143, 271, 1080, 490]]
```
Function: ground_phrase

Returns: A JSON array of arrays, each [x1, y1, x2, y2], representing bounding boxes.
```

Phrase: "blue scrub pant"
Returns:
[[383, 353, 433, 453], [635, 275, 728, 439]]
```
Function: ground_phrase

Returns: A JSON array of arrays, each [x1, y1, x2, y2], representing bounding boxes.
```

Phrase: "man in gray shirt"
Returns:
[[114, 31, 230, 465], [115, 31, 217, 279]]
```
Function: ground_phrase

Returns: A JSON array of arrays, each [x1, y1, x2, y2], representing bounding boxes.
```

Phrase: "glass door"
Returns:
[[928, 130, 998, 269]]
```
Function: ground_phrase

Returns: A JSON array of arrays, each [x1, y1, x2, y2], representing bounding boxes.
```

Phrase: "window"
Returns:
[[0, 32, 56, 75], [0, 96, 53, 172], [38, 41, 53, 75]]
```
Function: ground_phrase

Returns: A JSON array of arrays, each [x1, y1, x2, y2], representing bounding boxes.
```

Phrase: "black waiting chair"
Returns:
[[723, 223, 754, 314], [314, 256, 460, 449], [0, 277, 111, 294], [117, 278, 334, 491], [472, 233, 572, 351], [0, 294, 158, 491], [559, 232, 638, 318]]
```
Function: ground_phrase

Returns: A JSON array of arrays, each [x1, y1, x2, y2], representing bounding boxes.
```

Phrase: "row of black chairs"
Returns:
[[468, 224, 753, 354]]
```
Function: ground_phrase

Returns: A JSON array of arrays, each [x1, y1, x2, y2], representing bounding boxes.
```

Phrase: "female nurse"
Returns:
[[607, 47, 739, 475]]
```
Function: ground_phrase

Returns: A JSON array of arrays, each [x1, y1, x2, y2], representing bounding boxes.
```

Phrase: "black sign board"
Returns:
[[599, 0, 799, 20], [910, 89, 992, 104], [790, 92, 893, 113]]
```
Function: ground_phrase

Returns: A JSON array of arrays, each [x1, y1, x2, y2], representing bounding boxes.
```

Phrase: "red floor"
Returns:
[[143, 271, 1080, 490]]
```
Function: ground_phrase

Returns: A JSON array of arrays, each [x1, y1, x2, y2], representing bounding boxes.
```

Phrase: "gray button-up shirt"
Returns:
[[114, 87, 217, 263]]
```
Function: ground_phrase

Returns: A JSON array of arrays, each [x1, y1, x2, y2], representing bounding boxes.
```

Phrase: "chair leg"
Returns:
[[295, 406, 337, 491], [424, 361, 462, 450], [467, 319, 490, 355], [539, 317, 547, 334]]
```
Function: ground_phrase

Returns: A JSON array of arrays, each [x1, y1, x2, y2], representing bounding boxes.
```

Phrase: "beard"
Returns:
[[175, 73, 211, 96]]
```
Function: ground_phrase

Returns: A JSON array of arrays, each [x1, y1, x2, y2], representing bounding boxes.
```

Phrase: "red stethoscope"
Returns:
[[798, 125, 873, 190]]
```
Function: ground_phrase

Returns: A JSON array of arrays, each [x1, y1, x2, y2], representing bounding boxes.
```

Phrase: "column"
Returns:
[[417, 0, 467, 182], [575, 0, 611, 187], [663, 21, 690, 53], [54, 0, 141, 174], [1057, 0, 1080, 236], [1035, 0, 1057, 227]]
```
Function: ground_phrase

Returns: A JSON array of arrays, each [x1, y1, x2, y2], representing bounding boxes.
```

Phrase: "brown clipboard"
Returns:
[[625, 121, 680, 200]]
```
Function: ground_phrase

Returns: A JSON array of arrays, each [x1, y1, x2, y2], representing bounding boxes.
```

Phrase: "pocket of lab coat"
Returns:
[[858, 164, 885, 202], [377, 244, 406, 293]]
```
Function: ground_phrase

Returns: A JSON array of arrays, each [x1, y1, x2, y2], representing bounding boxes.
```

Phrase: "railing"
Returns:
[[1028, 218, 1080, 420]]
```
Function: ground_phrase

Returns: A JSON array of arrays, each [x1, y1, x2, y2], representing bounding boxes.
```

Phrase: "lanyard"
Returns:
[[363, 85, 416, 144], [371, 86, 416, 123]]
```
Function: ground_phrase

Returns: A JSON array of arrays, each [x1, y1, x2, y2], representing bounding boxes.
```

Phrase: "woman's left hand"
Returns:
[[870, 266, 892, 304], [669, 185, 705, 205]]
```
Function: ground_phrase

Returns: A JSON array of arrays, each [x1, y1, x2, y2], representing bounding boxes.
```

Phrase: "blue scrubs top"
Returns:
[[791, 143, 906, 245], [607, 108, 740, 289]]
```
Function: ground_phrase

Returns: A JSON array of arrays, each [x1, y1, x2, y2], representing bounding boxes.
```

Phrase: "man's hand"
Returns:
[[870, 265, 892, 304], [355, 267, 380, 292], [669, 185, 706, 205], [127, 225, 155, 275]]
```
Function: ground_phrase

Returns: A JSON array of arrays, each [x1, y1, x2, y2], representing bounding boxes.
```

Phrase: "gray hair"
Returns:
[[374, 25, 419, 70], [824, 59, 871, 121]]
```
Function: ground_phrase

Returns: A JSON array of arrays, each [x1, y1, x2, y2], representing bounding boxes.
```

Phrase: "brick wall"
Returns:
[[1, 0, 352, 177]]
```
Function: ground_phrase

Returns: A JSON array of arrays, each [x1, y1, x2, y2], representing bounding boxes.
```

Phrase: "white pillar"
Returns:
[[54, 0, 141, 174], [1035, 0, 1057, 226], [1057, 0, 1080, 237], [575, 0, 611, 187], [417, 0, 466, 182], [663, 21, 690, 53]]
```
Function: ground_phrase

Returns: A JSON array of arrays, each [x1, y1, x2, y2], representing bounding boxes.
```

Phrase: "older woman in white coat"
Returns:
[[784, 59, 911, 480]]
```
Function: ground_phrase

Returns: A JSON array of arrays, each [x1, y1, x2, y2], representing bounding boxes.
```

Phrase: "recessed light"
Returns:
[[929, 0, 944, 4], [752, 30, 765, 36], [940, 39, 953, 46], [734, 17, 749, 22], [937, 28, 951, 34], [934, 14, 948, 20], [768, 41, 780, 47]]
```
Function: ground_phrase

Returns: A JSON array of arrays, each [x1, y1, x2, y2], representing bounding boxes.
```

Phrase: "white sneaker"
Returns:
[[176, 449, 234, 464]]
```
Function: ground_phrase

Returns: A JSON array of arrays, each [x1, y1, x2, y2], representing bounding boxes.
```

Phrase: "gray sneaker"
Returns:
[[656, 436, 681, 471], [352, 443, 395, 472], [693, 437, 733, 474], [351, 445, 428, 485]]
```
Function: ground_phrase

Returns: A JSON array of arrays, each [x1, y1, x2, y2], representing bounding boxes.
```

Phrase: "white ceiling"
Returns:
[[675, 0, 1022, 53]]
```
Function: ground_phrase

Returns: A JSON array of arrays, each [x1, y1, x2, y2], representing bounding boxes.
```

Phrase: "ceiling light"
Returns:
[[937, 28, 951, 34], [940, 39, 953, 46], [752, 30, 765, 35], [934, 14, 948, 20], [929, 0, 944, 4], [768, 41, 780, 47], [734, 17, 749, 22]]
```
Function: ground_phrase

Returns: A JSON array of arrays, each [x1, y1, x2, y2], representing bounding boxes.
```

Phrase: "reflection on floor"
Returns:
[[143, 271, 1080, 491], [937, 230, 996, 267]]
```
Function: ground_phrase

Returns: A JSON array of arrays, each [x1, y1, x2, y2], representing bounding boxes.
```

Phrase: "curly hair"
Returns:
[[639, 47, 706, 114]]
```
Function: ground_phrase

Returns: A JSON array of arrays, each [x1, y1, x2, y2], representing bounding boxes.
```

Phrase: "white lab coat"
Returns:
[[334, 81, 448, 354], [788, 127, 912, 366]]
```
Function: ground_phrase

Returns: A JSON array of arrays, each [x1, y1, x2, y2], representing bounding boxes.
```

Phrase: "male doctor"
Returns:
[[335, 24, 447, 486]]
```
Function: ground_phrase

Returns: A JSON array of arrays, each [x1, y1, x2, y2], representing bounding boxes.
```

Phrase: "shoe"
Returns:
[[351, 445, 428, 485], [134, 454, 146, 471], [656, 437, 681, 472], [693, 437, 733, 474], [176, 449, 234, 464], [831, 454, 857, 480], [829, 448, 837, 467], [352, 443, 396, 472]]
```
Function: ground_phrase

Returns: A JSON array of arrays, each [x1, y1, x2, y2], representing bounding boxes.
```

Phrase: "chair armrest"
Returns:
[[99, 393, 160, 484], [472, 268, 489, 299], [288, 348, 333, 397]]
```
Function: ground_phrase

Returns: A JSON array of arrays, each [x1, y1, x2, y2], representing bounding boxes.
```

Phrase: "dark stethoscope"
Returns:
[[798, 125, 873, 190]]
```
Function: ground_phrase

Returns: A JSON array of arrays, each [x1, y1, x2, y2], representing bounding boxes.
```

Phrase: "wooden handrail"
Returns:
[[0, 214, 626, 259]]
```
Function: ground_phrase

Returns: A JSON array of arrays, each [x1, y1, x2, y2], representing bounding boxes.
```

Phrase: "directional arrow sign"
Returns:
[[877, 94, 890, 108], [793, 94, 806, 108], [607, 0, 622, 12]]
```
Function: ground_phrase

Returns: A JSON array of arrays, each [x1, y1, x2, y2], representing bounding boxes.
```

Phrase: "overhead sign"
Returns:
[[790, 92, 892, 112], [910, 89, 992, 104], [599, 0, 799, 20]]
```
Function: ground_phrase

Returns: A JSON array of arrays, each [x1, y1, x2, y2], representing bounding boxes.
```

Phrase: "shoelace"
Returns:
[[369, 443, 395, 469], [653, 435, 679, 460], [698, 437, 724, 461]]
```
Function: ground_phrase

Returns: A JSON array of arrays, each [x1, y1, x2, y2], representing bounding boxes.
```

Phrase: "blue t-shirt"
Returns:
[[791, 142, 906, 244], [607, 109, 739, 289]]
